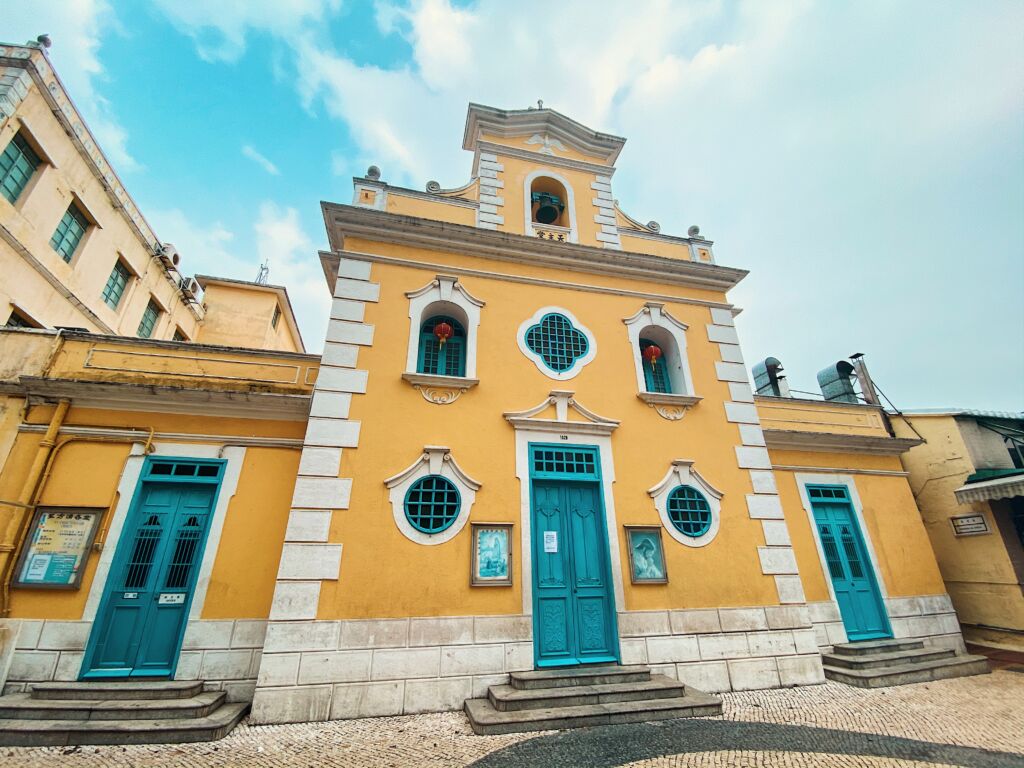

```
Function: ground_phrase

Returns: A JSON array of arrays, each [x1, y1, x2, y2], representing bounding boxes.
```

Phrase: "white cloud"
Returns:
[[4, 0, 140, 172], [154, 0, 341, 62], [146, 208, 249, 279], [155, 0, 1024, 406], [242, 144, 280, 175], [253, 202, 331, 350]]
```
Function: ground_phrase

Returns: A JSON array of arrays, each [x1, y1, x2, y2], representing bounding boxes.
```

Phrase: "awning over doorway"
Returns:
[[954, 468, 1024, 504]]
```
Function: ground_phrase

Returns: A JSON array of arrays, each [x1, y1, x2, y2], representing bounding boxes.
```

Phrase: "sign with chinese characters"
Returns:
[[158, 593, 186, 605], [15, 508, 101, 589], [950, 514, 990, 536]]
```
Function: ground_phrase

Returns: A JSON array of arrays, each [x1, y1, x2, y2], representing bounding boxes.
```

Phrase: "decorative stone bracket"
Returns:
[[402, 372, 478, 405], [637, 392, 702, 421]]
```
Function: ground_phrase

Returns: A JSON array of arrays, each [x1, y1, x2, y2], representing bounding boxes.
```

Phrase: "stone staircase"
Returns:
[[464, 664, 721, 735], [0, 681, 248, 746], [822, 638, 990, 688]]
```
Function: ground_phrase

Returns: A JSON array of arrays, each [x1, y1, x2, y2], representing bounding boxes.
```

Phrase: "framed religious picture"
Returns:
[[13, 507, 103, 589], [471, 523, 513, 586], [625, 526, 668, 584]]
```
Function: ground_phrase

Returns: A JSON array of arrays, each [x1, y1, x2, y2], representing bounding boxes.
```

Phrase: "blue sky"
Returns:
[[6, 1, 1023, 410]]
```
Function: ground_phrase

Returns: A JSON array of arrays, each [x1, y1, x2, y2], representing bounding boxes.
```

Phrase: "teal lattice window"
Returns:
[[417, 315, 466, 376], [667, 485, 712, 537], [404, 475, 461, 534], [640, 339, 671, 393], [102, 260, 131, 309], [50, 202, 89, 262], [525, 312, 588, 372], [137, 299, 160, 339], [0, 133, 41, 204], [531, 447, 597, 477], [808, 486, 849, 501]]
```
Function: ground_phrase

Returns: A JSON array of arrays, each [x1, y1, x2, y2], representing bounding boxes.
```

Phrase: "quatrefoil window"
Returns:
[[525, 313, 589, 373]]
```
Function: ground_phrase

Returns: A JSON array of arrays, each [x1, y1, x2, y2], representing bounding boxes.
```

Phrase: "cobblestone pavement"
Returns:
[[4, 671, 1022, 767]]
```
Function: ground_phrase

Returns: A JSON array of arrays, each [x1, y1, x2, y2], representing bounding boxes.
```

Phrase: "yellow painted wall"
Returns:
[[896, 415, 1024, 637], [0, 86, 200, 338], [770, 448, 946, 604], [0, 404, 301, 622], [317, 255, 778, 620], [385, 192, 478, 226]]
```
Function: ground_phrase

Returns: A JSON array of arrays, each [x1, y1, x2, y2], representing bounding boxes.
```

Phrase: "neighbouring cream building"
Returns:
[[0, 40, 991, 743], [0, 40, 303, 353], [895, 410, 1024, 650]]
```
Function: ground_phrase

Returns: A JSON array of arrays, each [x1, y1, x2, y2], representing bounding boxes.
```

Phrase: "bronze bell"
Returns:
[[531, 192, 564, 225]]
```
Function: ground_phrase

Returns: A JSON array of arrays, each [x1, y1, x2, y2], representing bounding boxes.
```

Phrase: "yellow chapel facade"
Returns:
[[0, 57, 986, 733]]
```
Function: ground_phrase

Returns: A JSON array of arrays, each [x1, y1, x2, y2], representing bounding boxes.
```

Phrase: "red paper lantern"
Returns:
[[433, 321, 453, 346], [642, 343, 663, 368]]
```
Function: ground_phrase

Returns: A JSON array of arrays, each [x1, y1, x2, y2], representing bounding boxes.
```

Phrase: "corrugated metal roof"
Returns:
[[900, 408, 1024, 420]]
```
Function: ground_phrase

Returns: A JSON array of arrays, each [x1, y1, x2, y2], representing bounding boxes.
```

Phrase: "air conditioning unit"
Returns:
[[157, 242, 180, 267], [184, 277, 201, 296]]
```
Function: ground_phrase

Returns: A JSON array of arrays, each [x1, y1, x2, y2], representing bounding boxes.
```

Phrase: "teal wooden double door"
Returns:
[[530, 445, 618, 668], [809, 485, 891, 642], [82, 459, 222, 679]]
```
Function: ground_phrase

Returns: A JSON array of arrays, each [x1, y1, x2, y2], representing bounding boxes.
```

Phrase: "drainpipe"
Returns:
[[0, 399, 70, 617]]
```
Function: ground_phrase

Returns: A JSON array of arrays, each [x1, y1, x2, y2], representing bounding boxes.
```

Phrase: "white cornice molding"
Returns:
[[320, 204, 748, 293], [623, 302, 689, 332], [17, 422, 304, 448], [384, 445, 482, 491], [11, 377, 312, 420], [354, 178, 481, 210], [762, 429, 922, 455], [504, 390, 620, 436], [648, 460, 724, 500], [463, 103, 625, 164], [321, 250, 735, 312], [475, 140, 615, 178], [405, 275, 485, 306]]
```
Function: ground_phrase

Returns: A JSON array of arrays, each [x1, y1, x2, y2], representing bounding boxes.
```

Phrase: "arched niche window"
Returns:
[[625, 303, 701, 420], [523, 170, 578, 242], [418, 314, 466, 377], [403, 276, 483, 402]]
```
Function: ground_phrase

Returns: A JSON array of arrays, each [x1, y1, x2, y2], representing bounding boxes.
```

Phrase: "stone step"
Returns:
[[830, 639, 924, 657], [823, 654, 990, 688], [465, 689, 722, 735], [509, 664, 650, 691], [822, 647, 955, 671], [490, 674, 686, 712], [0, 691, 226, 721], [30, 681, 204, 701], [0, 703, 248, 747]]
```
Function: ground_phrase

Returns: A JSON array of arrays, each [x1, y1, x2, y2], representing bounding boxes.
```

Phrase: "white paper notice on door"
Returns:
[[158, 593, 185, 605], [543, 531, 558, 553]]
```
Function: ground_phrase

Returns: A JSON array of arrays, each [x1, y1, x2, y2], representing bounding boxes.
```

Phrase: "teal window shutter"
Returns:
[[101, 260, 131, 309], [137, 299, 160, 338], [640, 339, 671, 393], [666, 485, 712, 537], [50, 202, 89, 262], [417, 315, 466, 376], [0, 133, 41, 205]]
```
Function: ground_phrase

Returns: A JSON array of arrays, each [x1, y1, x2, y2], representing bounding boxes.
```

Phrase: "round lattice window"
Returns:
[[403, 475, 461, 534], [666, 485, 712, 538]]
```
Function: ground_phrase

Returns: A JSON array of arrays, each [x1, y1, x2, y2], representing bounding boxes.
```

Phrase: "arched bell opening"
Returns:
[[530, 176, 569, 228]]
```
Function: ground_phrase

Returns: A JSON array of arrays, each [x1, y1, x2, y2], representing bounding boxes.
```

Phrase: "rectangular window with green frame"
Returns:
[[101, 259, 132, 310], [640, 339, 672, 394], [1, 132, 41, 204], [137, 299, 161, 339], [417, 315, 466, 377], [50, 202, 89, 262]]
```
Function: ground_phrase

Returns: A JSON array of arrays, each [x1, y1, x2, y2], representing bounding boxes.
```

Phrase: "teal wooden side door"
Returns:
[[809, 485, 891, 642], [83, 459, 222, 679], [530, 444, 618, 668]]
